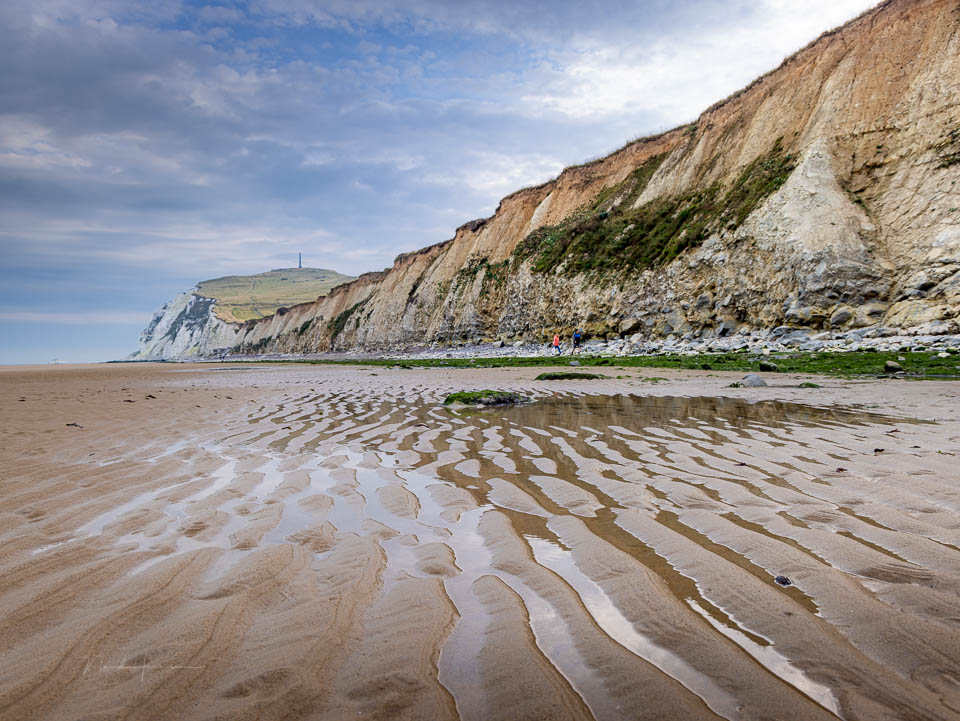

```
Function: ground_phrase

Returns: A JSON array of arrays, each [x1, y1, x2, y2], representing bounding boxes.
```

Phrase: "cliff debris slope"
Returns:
[[138, 0, 960, 359], [135, 267, 354, 359]]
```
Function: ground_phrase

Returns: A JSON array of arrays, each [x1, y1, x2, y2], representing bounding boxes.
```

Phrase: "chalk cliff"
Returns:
[[138, 0, 960, 359], [134, 268, 354, 359]]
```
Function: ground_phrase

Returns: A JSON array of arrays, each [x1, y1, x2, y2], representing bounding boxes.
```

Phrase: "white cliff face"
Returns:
[[134, 291, 240, 359]]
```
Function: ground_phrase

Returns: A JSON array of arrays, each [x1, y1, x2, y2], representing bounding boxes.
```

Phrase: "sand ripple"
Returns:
[[1, 364, 959, 720]]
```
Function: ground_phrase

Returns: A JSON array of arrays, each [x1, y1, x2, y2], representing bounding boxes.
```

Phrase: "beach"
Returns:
[[1, 362, 958, 721]]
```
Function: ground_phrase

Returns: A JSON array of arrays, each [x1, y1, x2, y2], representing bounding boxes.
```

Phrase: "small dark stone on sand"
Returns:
[[874, 448, 884, 454], [774, 576, 792, 587], [65, 422, 83, 428], [836, 467, 847, 472]]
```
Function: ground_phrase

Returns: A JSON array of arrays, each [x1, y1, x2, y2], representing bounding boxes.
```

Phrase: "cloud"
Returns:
[[423, 150, 564, 196], [0, 310, 151, 324], [518, 0, 879, 122]]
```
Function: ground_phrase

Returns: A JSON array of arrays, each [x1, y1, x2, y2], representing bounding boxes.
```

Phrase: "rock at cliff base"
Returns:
[[742, 374, 768, 387], [884, 360, 903, 373]]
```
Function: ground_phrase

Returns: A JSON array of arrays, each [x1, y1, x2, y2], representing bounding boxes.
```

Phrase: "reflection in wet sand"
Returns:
[[4, 366, 960, 721]]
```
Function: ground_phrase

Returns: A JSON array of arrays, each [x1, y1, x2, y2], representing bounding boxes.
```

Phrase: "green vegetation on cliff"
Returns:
[[515, 140, 796, 275], [327, 298, 369, 341], [196, 268, 355, 322]]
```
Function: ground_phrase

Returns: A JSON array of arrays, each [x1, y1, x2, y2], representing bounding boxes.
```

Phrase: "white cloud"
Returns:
[[0, 310, 150, 324], [423, 150, 564, 197], [520, 0, 878, 121]]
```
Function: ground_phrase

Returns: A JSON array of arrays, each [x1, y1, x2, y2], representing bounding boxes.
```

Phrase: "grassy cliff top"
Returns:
[[195, 267, 355, 323]]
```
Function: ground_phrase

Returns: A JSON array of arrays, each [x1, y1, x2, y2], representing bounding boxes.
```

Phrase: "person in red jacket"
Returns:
[[552, 333, 561, 355]]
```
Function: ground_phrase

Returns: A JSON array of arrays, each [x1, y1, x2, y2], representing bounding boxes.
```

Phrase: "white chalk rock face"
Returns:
[[134, 291, 239, 359]]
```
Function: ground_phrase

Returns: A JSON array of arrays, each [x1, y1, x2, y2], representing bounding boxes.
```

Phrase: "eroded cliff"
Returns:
[[138, 0, 960, 359]]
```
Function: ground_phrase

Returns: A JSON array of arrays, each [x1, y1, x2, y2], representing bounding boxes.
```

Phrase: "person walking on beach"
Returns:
[[553, 333, 561, 355], [572, 328, 582, 354]]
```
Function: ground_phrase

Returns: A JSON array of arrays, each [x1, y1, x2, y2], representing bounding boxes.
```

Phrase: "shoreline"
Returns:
[[124, 327, 960, 376]]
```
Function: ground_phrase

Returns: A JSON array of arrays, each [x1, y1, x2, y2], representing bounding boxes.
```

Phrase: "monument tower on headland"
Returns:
[[298, 252, 302, 269]]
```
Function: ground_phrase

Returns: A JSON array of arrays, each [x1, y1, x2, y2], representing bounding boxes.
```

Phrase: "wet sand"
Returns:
[[1, 362, 959, 721]]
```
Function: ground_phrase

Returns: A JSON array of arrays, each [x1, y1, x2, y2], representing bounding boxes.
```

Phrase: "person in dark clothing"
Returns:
[[572, 328, 582, 354]]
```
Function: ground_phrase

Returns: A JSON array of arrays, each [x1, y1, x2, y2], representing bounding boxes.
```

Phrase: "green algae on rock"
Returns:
[[443, 390, 529, 406]]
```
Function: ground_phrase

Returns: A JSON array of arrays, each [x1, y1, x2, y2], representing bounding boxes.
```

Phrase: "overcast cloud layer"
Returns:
[[0, 0, 879, 363]]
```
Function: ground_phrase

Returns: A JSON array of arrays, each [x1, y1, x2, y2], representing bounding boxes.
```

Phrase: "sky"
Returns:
[[0, 0, 880, 363]]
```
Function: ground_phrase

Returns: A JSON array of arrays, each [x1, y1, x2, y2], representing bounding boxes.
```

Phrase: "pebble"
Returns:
[[226, 331, 960, 364]]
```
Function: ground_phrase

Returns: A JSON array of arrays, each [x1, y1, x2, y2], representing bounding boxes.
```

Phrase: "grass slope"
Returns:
[[195, 268, 355, 322]]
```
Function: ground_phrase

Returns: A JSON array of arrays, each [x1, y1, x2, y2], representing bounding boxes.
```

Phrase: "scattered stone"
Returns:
[[536, 371, 603, 381], [741, 374, 767, 387], [884, 360, 903, 373], [65, 422, 83, 428], [759, 360, 780, 372], [874, 448, 885, 454], [829, 307, 854, 327], [836, 467, 848, 472], [774, 576, 793, 587], [569, 360, 581, 366]]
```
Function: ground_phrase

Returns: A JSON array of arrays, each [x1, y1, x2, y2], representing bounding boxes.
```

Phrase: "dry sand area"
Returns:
[[1, 362, 959, 721]]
